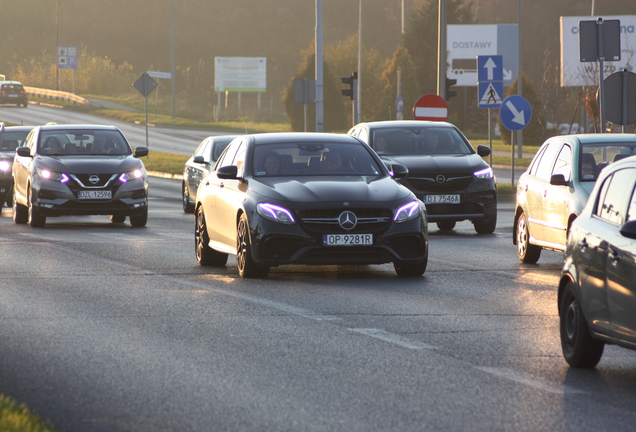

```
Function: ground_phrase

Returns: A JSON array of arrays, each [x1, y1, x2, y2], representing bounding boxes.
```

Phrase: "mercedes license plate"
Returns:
[[323, 233, 373, 246], [78, 190, 111, 200], [423, 194, 460, 204]]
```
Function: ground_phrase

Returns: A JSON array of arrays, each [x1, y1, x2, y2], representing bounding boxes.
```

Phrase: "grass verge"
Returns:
[[0, 394, 60, 432], [140, 151, 189, 175]]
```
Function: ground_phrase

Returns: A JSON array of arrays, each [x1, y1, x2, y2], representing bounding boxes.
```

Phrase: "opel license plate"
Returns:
[[78, 190, 111, 200], [423, 194, 460, 204], [323, 233, 373, 246]]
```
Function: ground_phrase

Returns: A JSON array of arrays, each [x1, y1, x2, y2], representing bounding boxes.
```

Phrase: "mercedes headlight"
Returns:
[[394, 200, 422, 223], [256, 203, 296, 224]]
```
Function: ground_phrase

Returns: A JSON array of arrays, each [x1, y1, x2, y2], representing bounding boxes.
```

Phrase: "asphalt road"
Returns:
[[2, 176, 636, 432]]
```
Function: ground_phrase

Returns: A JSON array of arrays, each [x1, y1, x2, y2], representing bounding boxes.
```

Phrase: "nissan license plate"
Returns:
[[78, 190, 111, 200], [323, 233, 373, 246], [423, 194, 460, 204]]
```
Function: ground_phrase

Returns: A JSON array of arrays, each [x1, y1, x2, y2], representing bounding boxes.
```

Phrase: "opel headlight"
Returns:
[[474, 167, 494, 179], [394, 200, 422, 223], [256, 203, 296, 224]]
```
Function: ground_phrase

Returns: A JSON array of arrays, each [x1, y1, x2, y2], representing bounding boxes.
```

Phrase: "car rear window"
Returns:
[[0, 132, 29, 150], [580, 143, 636, 181]]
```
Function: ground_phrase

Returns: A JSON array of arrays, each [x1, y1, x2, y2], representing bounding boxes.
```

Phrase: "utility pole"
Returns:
[[437, 0, 447, 100], [315, 0, 324, 132]]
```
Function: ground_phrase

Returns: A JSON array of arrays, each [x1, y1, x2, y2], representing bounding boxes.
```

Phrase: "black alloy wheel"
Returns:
[[195, 206, 228, 266], [560, 280, 604, 368], [182, 181, 194, 214], [236, 213, 269, 278]]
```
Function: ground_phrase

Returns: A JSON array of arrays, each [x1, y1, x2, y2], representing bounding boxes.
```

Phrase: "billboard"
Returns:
[[560, 15, 636, 87], [447, 24, 518, 87], [215, 57, 266, 92]]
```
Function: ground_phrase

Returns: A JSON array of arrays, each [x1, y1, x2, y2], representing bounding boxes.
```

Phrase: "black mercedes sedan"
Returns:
[[348, 120, 497, 234], [194, 133, 428, 278], [12, 124, 149, 227]]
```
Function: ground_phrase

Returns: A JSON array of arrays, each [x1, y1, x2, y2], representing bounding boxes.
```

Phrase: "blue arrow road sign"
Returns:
[[500, 95, 532, 131], [478, 81, 504, 108], [477, 55, 503, 82]]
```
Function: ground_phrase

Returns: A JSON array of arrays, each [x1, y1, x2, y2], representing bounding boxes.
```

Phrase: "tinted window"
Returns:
[[596, 168, 634, 225], [370, 127, 473, 156], [252, 141, 381, 177], [38, 129, 131, 156], [581, 142, 636, 180]]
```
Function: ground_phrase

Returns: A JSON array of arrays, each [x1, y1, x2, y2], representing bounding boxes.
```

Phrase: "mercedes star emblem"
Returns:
[[338, 211, 357, 230]]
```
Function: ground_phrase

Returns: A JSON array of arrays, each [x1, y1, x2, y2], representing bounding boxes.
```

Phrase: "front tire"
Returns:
[[195, 206, 228, 266], [394, 248, 428, 277], [13, 198, 27, 224], [436, 220, 456, 231], [516, 212, 541, 263], [130, 208, 148, 227], [560, 281, 604, 368], [474, 215, 497, 234], [182, 181, 194, 214], [237, 213, 269, 278], [27, 188, 46, 227]]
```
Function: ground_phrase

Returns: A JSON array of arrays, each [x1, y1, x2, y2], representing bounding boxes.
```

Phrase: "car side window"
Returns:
[[534, 141, 562, 181], [232, 142, 246, 177], [552, 144, 572, 181], [528, 144, 548, 177], [595, 168, 634, 225], [358, 128, 369, 143], [216, 140, 242, 169], [195, 140, 210, 159], [624, 172, 636, 222]]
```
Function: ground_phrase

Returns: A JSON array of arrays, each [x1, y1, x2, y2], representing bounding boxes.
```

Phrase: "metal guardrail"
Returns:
[[24, 86, 90, 105]]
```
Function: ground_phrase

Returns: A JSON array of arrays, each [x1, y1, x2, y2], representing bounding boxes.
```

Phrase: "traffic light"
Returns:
[[341, 72, 357, 100], [445, 77, 458, 101]]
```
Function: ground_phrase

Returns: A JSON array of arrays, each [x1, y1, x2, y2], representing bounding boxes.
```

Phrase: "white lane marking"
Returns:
[[350, 328, 437, 350], [475, 367, 587, 395]]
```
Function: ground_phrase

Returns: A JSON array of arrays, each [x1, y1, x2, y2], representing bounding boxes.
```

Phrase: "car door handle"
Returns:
[[220, 182, 224, 188], [543, 189, 547, 198], [578, 238, 588, 249]]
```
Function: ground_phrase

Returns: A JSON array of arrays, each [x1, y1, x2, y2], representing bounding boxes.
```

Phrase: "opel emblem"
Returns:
[[89, 175, 100, 184], [338, 211, 357, 230], [435, 174, 446, 183]]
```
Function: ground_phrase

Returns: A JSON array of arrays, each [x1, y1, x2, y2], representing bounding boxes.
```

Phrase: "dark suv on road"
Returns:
[[12, 124, 149, 227], [0, 123, 34, 208], [348, 120, 497, 233], [0, 81, 28, 107]]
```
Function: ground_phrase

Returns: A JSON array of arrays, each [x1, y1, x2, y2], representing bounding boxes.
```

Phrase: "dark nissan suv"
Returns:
[[12, 124, 149, 227], [348, 121, 497, 233]]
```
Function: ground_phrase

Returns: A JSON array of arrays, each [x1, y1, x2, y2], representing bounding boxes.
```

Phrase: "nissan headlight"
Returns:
[[119, 168, 144, 183], [36, 167, 69, 183]]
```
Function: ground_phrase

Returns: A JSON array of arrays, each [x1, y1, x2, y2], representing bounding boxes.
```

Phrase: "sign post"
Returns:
[[477, 55, 504, 166], [500, 95, 532, 185], [133, 72, 159, 149]]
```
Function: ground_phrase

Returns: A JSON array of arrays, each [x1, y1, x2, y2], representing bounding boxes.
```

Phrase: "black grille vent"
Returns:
[[407, 175, 472, 193], [299, 208, 392, 235]]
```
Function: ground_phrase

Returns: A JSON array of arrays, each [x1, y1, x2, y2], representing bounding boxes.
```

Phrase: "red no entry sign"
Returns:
[[412, 94, 448, 121]]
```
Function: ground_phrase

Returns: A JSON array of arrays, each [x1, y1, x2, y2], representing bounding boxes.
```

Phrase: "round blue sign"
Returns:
[[500, 95, 532, 131]]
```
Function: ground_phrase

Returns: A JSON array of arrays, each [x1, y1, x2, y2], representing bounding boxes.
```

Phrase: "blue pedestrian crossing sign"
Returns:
[[500, 95, 532, 131], [478, 81, 504, 108]]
